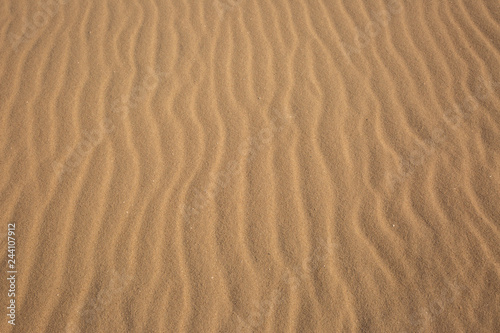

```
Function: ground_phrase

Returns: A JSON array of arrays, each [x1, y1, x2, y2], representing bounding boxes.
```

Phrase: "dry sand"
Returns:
[[1, 0, 500, 332]]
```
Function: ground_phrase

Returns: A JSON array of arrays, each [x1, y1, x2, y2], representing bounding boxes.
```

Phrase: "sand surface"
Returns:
[[1, 0, 500, 332]]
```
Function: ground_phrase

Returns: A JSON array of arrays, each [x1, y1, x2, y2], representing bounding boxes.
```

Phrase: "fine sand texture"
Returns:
[[1, 0, 500, 332]]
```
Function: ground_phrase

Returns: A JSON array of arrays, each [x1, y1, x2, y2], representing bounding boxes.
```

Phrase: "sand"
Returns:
[[1, 0, 499, 332]]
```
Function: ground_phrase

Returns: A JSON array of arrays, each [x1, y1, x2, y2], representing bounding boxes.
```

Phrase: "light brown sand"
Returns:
[[1, 0, 499, 332]]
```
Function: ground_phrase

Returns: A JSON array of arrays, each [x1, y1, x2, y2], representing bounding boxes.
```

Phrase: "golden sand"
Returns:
[[0, 0, 499, 331]]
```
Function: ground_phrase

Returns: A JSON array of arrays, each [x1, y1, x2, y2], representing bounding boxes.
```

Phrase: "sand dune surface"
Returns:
[[1, 0, 500, 332]]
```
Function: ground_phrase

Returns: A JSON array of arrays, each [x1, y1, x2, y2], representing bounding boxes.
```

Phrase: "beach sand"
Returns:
[[0, 0, 499, 332]]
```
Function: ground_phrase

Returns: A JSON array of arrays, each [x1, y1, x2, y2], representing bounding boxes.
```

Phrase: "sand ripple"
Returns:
[[0, 0, 499, 332]]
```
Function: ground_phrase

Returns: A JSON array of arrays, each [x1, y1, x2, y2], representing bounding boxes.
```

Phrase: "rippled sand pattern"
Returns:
[[0, 0, 499, 332]]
